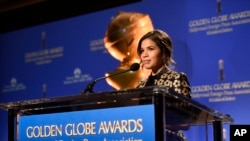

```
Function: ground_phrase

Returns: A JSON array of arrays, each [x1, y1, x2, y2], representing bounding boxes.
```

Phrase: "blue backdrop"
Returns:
[[1, 0, 250, 140]]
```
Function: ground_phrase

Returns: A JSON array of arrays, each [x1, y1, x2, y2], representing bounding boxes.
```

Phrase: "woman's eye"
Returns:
[[148, 47, 155, 50]]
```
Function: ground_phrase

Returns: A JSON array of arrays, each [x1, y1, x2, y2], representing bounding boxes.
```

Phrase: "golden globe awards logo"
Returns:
[[24, 46, 64, 65], [63, 68, 92, 85], [25, 119, 143, 138], [2, 77, 26, 93], [19, 105, 155, 141]]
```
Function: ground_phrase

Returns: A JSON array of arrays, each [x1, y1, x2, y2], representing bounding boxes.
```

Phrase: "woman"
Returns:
[[136, 29, 191, 141]]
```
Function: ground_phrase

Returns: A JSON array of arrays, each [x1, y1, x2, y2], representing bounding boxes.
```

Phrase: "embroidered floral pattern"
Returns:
[[137, 67, 191, 98]]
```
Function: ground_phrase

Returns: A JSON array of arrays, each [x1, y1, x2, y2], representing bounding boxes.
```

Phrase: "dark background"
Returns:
[[0, 0, 140, 33]]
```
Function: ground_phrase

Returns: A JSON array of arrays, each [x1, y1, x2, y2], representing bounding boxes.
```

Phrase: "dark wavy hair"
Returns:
[[137, 29, 175, 66]]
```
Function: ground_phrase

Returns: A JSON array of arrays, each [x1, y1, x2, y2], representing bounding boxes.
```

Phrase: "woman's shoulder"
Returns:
[[162, 69, 188, 80], [136, 78, 148, 88]]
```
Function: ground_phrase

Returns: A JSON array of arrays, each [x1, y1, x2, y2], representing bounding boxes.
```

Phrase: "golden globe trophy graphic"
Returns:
[[104, 11, 154, 90]]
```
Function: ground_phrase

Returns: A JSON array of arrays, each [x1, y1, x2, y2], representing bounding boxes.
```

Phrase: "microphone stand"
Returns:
[[81, 63, 140, 94], [81, 69, 131, 94]]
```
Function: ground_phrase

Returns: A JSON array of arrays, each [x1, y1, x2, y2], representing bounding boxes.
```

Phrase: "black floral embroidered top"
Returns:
[[137, 67, 191, 98]]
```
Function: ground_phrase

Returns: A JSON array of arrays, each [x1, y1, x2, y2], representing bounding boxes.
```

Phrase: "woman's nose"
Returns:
[[141, 51, 148, 58]]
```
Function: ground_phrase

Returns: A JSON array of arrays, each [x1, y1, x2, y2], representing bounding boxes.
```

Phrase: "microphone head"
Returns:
[[130, 63, 140, 71]]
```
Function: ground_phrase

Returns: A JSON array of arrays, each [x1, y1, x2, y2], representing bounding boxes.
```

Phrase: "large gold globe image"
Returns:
[[104, 11, 154, 90]]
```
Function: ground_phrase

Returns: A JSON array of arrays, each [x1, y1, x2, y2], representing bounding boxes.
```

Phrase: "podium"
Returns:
[[0, 86, 234, 141]]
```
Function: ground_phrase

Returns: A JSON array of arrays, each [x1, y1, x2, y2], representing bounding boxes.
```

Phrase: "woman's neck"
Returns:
[[151, 65, 166, 76]]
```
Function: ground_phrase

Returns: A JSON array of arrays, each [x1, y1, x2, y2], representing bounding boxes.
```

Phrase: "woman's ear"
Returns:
[[162, 54, 170, 65]]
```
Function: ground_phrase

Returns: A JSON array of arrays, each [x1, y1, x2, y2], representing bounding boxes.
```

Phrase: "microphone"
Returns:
[[41, 31, 46, 49], [217, 0, 222, 13], [218, 59, 224, 80], [81, 63, 140, 94], [42, 83, 47, 98]]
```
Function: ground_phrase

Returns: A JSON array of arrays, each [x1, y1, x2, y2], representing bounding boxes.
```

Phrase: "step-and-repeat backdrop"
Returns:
[[1, 0, 250, 140]]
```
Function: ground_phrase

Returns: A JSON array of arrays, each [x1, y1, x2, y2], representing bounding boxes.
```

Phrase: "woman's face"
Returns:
[[139, 38, 165, 73]]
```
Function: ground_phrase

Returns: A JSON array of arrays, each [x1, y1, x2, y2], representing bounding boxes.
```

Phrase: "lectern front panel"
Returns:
[[18, 105, 155, 141]]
